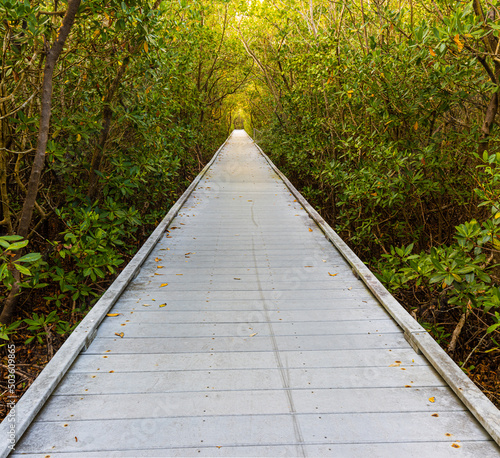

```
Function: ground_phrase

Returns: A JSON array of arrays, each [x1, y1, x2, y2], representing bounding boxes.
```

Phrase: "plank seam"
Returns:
[[252, 134, 500, 445], [0, 133, 234, 458]]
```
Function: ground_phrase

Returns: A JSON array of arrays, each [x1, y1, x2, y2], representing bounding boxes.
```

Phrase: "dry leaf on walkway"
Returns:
[[250, 333, 257, 337], [115, 332, 124, 338], [143, 304, 151, 307], [308, 228, 313, 232], [160, 283, 168, 287], [328, 272, 338, 277], [155, 258, 161, 262], [157, 266, 164, 268], [429, 397, 435, 403], [106, 313, 120, 317], [159, 303, 167, 308]]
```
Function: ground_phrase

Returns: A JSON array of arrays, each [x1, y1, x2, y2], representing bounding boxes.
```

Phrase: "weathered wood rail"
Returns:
[[1, 130, 499, 457]]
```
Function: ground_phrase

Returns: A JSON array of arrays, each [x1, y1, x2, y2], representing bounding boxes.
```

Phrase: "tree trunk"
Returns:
[[87, 61, 129, 200], [0, 0, 81, 324]]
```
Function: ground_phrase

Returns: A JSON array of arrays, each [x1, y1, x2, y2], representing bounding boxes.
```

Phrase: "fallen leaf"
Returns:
[[429, 397, 435, 403], [159, 303, 167, 308], [249, 333, 257, 337], [176, 274, 183, 276], [114, 332, 124, 338], [328, 272, 338, 277], [154, 273, 162, 275], [348, 287, 352, 290], [389, 363, 401, 367], [432, 413, 439, 417], [75, 436, 78, 442], [404, 385, 412, 388], [157, 266, 164, 269], [234, 277, 241, 280], [109, 370, 114, 373], [451, 444, 460, 449], [106, 313, 120, 317], [155, 258, 161, 262], [308, 228, 313, 232], [160, 283, 168, 287], [395, 361, 401, 363], [143, 304, 151, 307]]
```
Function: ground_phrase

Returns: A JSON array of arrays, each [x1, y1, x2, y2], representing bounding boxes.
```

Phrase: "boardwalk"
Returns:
[[9, 131, 500, 456]]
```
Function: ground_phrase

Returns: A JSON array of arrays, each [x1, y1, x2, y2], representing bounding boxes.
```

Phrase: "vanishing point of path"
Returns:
[[12, 131, 500, 456]]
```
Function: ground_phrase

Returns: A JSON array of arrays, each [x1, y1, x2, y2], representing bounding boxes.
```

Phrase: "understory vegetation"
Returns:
[[1, 0, 499, 418]]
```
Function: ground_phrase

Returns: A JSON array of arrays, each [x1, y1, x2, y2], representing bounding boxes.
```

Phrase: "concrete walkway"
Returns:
[[13, 131, 499, 456]]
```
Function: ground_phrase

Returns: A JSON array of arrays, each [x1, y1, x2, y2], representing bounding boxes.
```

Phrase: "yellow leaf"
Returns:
[[156, 126, 160, 134], [308, 228, 313, 232], [157, 266, 164, 269], [451, 444, 460, 449], [144, 41, 148, 53], [114, 332, 124, 338], [328, 272, 338, 277], [454, 34, 463, 52], [106, 313, 120, 317], [494, 212, 500, 219], [413, 121, 418, 131], [160, 283, 168, 287], [429, 47, 436, 57], [249, 333, 257, 337], [155, 258, 161, 262], [432, 413, 439, 417], [76, 134, 81, 142], [429, 397, 435, 403], [93, 29, 100, 39], [142, 304, 151, 307], [159, 303, 167, 308]]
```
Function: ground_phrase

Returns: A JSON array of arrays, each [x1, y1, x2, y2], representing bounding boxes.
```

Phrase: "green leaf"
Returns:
[[17, 252, 41, 263], [6, 240, 29, 251], [486, 323, 500, 334], [14, 264, 31, 275], [1, 235, 23, 242]]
